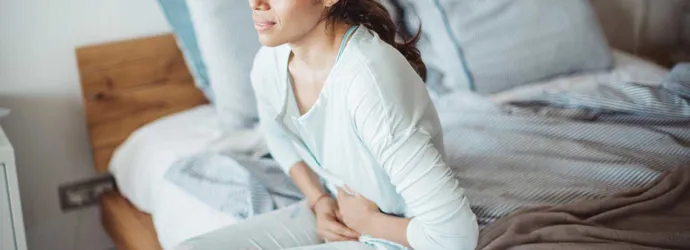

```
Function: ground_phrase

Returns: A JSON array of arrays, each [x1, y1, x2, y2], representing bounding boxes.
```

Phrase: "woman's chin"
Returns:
[[257, 35, 285, 48]]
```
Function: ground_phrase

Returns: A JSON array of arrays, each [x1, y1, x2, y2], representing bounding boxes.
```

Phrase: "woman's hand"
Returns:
[[312, 196, 360, 242], [336, 186, 381, 233]]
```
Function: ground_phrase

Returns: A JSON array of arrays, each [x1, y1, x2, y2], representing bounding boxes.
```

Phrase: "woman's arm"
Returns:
[[290, 162, 360, 241], [343, 70, 479, 249], [337, 131, 477, 249], [250, 47, 357, 241], [336, 188, 412, 247], [289, 161, 328, 203], [365, 213, 411, 247], [251, 48, 303, 174]]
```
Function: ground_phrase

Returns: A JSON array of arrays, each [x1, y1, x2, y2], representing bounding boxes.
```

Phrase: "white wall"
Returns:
[[0, 0, 171, 249]]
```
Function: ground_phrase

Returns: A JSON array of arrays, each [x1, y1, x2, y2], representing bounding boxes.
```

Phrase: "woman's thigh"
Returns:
[[177, 201, 322, 250], [284, 242, 374, 250]]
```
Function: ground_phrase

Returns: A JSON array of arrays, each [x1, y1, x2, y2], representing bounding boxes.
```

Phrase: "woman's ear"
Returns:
[[323, 0, 340, 8]]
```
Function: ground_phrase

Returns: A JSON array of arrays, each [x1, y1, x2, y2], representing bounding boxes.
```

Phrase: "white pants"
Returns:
[[175, 201, 375, 250]]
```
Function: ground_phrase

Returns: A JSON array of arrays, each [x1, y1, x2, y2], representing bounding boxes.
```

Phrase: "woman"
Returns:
[[187, 0, 478, 249]]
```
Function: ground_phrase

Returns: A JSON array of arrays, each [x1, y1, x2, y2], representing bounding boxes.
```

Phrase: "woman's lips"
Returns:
[[254, 21, 276, 32]]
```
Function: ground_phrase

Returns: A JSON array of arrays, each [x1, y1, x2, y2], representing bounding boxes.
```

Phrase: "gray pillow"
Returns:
[[399, 0, 613, 94], [0, 108, 8, 119]]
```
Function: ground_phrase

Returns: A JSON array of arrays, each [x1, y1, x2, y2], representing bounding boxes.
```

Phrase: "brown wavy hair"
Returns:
[[324, 0, 426, 81]]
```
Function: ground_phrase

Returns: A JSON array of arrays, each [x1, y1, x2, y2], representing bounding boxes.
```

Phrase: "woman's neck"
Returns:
[[288, 21, 352, 70]]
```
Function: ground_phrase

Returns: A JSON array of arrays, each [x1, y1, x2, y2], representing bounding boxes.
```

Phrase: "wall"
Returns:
[[0, 0, 170, 249], [590, 0, 690, 66]]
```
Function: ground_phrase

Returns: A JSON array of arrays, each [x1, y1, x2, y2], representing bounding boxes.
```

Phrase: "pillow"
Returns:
[[186, 0, 261, 129], [158, 0, 261, 129], [398, 0, 614, 94], [109, 105, 221, 213], [157, 0, 213, 101]]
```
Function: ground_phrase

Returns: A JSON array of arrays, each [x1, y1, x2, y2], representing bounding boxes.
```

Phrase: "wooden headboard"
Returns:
[[76, 34, 208, 173]]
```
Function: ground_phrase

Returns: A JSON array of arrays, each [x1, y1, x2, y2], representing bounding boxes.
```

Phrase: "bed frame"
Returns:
[[76, 34, 208, 250]]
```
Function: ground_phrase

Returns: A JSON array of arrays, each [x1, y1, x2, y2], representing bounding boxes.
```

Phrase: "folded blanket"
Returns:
[[478, 166, 690, 250], [165, 153, 303, 219]]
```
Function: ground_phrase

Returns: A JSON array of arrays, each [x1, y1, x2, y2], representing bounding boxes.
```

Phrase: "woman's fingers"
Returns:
[[335, 209, 345, 222], [319, 230, 355, 242], [315, 201, 359, 242], [326, 217, 360, 239], [336, 187, 348, 199]]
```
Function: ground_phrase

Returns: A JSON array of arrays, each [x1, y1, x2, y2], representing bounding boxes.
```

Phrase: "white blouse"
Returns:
[[250, 27, 478, 250]]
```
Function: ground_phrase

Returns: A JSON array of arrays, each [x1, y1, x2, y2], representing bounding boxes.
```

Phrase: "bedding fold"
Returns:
[[165, 152, 302, 219], [477, 166, 690, 250], [438, 63, 690, 226]]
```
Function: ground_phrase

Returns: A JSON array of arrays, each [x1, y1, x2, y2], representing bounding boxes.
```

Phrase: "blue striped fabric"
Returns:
[[165, 152, 303, 219], [438, 64, 690, 225]]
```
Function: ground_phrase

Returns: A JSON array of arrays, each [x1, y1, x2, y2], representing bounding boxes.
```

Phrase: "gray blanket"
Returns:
[[166, 64, 690, 226], [478, 166, 690, 250], [442, 63, 690, 225]]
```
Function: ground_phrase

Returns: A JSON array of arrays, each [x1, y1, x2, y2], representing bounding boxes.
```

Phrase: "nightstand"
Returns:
[[0, 125, 27, 250]]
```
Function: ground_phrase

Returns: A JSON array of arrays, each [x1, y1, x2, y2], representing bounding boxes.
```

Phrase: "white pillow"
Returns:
[[109, 105, 221, 213], [186, 0, 262, 129]]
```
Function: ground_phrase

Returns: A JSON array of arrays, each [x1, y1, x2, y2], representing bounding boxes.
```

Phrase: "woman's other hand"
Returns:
[[336, 186, 380, 233], [312, 196, 360, 242]]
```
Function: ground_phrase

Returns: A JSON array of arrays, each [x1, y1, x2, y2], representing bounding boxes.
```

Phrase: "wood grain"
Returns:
[[77, 34, 210, 249], [76, 34, 208, 173], [101, 191, 162, 250]]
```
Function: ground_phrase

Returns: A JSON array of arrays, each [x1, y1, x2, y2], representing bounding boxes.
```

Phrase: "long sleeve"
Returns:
[[347, 72, 478, 250], [250, 48, 302, 173]]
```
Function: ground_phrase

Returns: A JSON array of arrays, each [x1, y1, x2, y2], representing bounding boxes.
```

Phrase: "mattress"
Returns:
[[111, 50, 668, 249]]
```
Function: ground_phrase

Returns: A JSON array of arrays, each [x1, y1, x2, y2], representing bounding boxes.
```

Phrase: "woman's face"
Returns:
[[249, 0, 329, 47]]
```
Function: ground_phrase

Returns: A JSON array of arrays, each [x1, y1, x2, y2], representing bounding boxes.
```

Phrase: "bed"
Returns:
[[76, 1, 688, 249], [76, 33, 681, 249]]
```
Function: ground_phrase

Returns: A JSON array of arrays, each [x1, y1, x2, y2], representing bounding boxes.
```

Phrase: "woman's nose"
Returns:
[[248, 0, 269, 11]]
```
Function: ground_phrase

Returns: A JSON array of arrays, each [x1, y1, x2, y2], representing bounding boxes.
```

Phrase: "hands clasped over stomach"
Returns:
[[312, 187, 380, 243]]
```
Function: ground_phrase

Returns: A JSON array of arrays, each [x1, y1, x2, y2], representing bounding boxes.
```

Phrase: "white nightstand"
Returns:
[[0, 125, 27, 250]]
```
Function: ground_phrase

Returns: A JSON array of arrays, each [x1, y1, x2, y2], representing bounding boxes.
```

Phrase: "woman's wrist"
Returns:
[[309, 193, 331, 211], [288, 162, 330, 210], [359, 209, 384, 234], [360, 212, 411, 247]]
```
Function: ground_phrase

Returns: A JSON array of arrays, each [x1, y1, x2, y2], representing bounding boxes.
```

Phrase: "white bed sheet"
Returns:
[[109, 105, 221, 213], [110, 50, 669, 250], [153, 175, 238, 249], [109, 105, 244, 249]]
